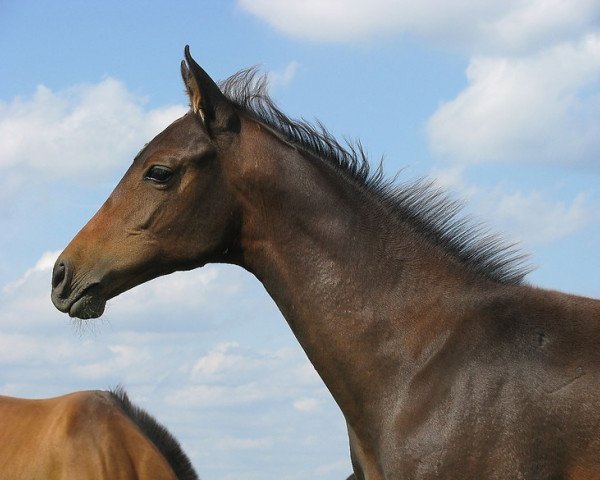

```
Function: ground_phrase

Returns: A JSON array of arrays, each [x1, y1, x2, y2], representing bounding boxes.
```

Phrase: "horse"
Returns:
[[0, 388, 198, 480], [51, 46, 600, 479]]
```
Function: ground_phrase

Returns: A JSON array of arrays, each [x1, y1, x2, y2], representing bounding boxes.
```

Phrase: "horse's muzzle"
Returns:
[[51, 259, 105, 319]]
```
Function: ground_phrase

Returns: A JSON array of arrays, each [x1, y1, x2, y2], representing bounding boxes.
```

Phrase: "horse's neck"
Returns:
[[231, 126, 477, 433]]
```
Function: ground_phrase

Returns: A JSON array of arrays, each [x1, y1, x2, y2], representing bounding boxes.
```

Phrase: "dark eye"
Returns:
[[144, 165, 174, 184]]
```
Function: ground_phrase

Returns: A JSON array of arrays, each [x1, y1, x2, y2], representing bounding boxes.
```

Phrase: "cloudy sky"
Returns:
[[2, 1, 599, 479]]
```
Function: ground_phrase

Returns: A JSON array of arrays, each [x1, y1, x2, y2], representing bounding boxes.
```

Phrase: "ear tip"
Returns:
[[184, 45, 192, 61]]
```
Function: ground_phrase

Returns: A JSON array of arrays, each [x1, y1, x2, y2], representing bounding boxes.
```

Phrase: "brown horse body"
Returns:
[[51, 48, 600, 479], [0, 389, 197, 480]]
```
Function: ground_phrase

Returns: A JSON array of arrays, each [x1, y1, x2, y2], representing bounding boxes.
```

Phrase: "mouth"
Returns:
[[68, 291, 106, 319], [53, 283, 106, 320]]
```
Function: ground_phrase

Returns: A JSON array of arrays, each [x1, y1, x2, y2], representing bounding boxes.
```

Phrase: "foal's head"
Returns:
[[52, 47, 243, 319]]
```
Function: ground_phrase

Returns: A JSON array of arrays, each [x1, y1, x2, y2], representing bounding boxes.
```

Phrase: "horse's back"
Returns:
[[480, 286, 600, 391], [384, 286, 600, 479], [481, 287, 599, 476], [0, 390, 178, 480], [459, 287, 600, 477], [505, 288, 600, 478]]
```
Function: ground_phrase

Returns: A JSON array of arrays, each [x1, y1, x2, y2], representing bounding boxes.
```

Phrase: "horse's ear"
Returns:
[[181, 45, 240, 134]]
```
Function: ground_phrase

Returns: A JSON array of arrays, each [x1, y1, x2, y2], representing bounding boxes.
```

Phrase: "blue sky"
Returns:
[[1, 1, 600, 479]]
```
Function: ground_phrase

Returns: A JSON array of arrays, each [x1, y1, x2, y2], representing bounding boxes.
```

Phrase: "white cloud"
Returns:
[[267, 61, 300, 88], [0, 333, 76, 365], [3, 250, 59, 294], [238, 0, 499, 45], [189, 342, 313, 386], [165, 343, 328, 417], [293, 397, 320, 413], [0, 251, 66, 331], [71, 344, 153, 380], [294, 358, 322, 386], [428, 35, 600, 166], [165, 383, 269, 407], [0, 78, 186, 188], [482, 190, 595, 245], [426, 166, 597, 246], [191, 341, 244, 379], [315, 459, 352, 476], [105, 267, 224, 318], [486, 0, 600, 53], [238, 0, 600, 52], [427, 165, 480, 200]]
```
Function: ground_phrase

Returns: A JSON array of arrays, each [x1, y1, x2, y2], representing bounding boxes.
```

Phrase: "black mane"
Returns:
[[220, 68, 531, 285], [109, 388, 199, 480]]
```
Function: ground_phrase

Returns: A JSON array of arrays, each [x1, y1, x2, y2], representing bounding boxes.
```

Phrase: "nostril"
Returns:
[[52, 262, 66, 289], [51, 259, 75, 311]]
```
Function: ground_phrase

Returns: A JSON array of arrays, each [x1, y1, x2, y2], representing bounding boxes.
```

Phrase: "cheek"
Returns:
[[142, 166, 230, 245], [170, 182, 230, 242], [133, 176, 200, 235]]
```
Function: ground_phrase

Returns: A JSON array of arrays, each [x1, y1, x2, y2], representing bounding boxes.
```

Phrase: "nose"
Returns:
[[52, 261, 66, 289], [51, 258, 73, 310]]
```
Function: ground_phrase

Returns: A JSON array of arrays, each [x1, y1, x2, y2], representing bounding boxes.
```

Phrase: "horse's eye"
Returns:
[[144, 165, 173, 184]]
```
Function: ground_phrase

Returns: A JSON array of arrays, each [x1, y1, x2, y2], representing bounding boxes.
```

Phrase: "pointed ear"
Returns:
[[180, 45, 240, 134]]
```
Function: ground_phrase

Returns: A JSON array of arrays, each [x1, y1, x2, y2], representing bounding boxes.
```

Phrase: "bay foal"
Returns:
[[52, 47, 600, 479]]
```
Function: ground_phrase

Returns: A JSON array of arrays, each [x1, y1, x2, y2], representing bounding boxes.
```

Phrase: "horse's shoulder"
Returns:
[[465, 285, 600, 370]]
